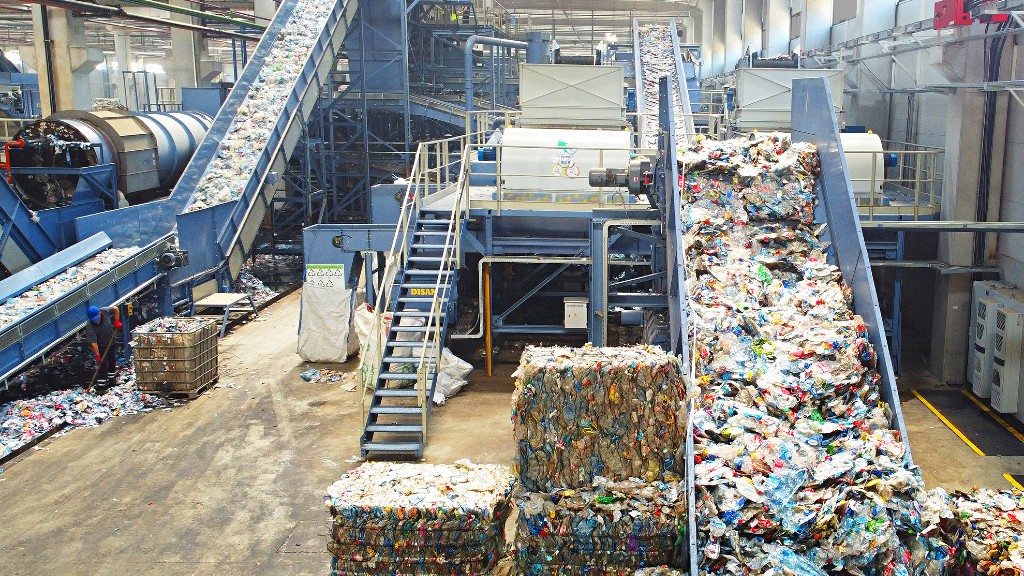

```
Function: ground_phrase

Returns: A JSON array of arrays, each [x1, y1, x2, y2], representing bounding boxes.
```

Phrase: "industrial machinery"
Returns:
[[8, 109, 211, 209], [934, 0, 1009, 29]]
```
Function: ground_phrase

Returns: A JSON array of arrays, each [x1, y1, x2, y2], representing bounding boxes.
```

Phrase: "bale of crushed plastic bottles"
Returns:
[[323, 461, 516, 576], [514, 477, 686, 576], [512, 345, 688, 492]]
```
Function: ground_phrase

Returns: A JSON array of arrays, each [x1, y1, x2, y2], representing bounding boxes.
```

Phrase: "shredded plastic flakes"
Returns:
[[0, 247, 139, 332], [514, 477, 687, 576], [185, 0, 334, 211], [324, 460, 516, 576], [512, 345, 688, 492]]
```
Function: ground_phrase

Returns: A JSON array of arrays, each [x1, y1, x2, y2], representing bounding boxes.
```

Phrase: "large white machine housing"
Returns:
[[973, 295, 1002, 397], [730, 68, 844, 131], [992, 307, 1024, 414], [500, 127, 632, 195]]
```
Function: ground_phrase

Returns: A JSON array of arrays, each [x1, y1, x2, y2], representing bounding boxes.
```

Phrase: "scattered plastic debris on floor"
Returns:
[[0, 247, 139, 332], [513, 345, 687, 492], [515, 477, 686, 575], [234, 270, 279, 306], [185, 0, 334, 211], [1, 363, 164, 460], [299, 368, 344, 383], [324, 460, 516, 576], [638, 24, 687, 149]]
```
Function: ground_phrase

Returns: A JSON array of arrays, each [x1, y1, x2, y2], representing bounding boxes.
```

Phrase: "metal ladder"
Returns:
[[360, 138, 469, 458]]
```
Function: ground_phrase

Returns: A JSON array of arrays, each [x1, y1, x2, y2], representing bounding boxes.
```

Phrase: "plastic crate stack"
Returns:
[[131, 317, 218, 395], [512, 345, 689, 575], [323, 461, 516, 576]]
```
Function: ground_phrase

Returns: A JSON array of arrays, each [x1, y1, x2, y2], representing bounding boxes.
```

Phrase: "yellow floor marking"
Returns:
[[912, 390, 986, 457]]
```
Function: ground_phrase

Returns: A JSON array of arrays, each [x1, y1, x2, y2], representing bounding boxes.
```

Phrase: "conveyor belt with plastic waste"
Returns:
[[0, 232, 170, 385], [76, 0, 358, 289], [634, 18, 695, 148], [664, 77, 909, 573]]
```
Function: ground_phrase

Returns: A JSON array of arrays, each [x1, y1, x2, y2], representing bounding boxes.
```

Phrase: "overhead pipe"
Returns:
[[115, 0, 264, 31], [23, 0, 262, 41], [464, 35, 527, 132]]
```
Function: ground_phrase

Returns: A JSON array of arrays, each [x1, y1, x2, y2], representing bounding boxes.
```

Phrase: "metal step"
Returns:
[[414, 231, 449, 236], [374, 388, 420, 398], [361, 441, 422, 453], [378, 372, 420, 381], [407, 256, 444, 262], [383, 355, 437, 364], [399, 296, 448, 304], [401, 283, 444, 290], [412, 244, 449, 250], [393, 311, 432, 317], [418, 220, 453, 226], [390, 325, 430, 333], [365, 423, 423, 433], [369, 405, 422, 415], [388, 342, 438, 348], [403, 269, 450, 276]]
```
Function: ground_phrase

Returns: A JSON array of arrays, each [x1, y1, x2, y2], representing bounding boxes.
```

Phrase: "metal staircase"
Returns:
[[359, 137, 469, 458]]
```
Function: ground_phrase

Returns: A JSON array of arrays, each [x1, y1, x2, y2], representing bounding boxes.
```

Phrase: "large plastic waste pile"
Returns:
[[0, 247, 139, 331], [185, 0, 333, 211], [512, 345, 688, 574], [512, 345, 688, 491], [1, 362, 163, 459], [681, 133, 960, 574], [234, 270, 279, 306], [515, 477, 687, 575], [323, 460, 516, 576], [918, 488, 1024, 574], [638, 24, 687, 149]]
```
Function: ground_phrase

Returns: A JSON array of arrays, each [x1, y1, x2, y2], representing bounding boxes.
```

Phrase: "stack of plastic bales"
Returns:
[[512, 345, 688, 574], [681, 134, 931, 574], [323, 461, 516, 576], [0, 247, 139, 331], [185, 0, 334, 211]]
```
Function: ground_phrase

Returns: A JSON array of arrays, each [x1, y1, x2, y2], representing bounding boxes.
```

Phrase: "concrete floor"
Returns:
[[0, 291, 514, 575], [0, 291, 1017, 574]]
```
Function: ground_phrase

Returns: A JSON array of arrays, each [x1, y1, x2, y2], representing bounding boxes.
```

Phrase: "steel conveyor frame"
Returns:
[[673, 77, 909, 573]]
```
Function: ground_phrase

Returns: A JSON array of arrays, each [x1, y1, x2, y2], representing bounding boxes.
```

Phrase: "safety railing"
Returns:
[[466, 109, 521, 147], [359, 132, 469, 422], [414, 145, 471, 433], [845, 141, 943, 221]]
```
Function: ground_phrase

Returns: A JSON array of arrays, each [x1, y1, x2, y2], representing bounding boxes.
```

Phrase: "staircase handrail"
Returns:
[[415, 144, 471, 434], [359, 133, 468, 422]]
